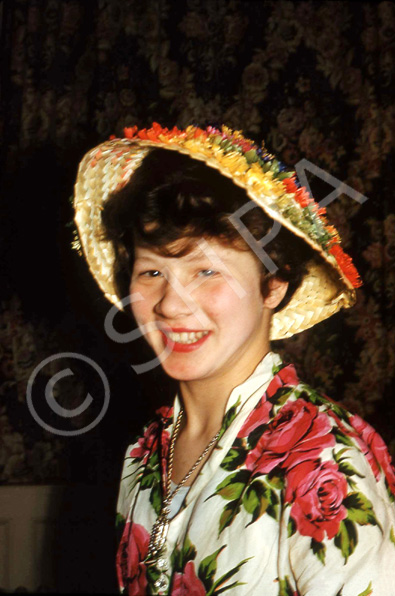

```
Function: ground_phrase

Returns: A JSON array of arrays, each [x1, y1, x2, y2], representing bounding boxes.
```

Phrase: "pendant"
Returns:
[[145, 506, 170, 565]]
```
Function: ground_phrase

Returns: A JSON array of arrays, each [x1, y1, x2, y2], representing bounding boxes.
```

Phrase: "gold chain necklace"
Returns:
[[145, 407, 221, 566]]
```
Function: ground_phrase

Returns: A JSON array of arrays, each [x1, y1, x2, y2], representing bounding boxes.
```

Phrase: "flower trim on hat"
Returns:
[[114, 122, 362, 288]]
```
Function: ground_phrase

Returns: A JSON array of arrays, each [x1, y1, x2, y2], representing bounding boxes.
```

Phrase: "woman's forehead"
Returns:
[[134, 237, 250, 264]]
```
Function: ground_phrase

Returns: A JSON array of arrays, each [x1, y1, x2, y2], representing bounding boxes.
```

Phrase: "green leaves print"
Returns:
[[170, 535, 249, 595], [211, 469, 281, 534], [139, 450, 162, 515]]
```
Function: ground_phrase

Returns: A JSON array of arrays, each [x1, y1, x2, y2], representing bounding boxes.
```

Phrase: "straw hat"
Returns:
[[73, 123, 362, 340]]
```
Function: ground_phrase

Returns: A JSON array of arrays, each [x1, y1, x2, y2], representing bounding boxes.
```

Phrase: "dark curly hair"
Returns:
[[100, 148, 316, 313]]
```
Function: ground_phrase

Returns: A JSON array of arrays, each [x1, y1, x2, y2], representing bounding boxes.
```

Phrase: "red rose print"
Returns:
[[238, 397, 271, 437], [350, 415, 395, 497], [130, 422, 160, 463], [116, 521, 150, 595], [285, 459, 348, 542], [245, 399, 335, 474], [171, 560, 206, 596], [266, 365, 300, 400], [156, 405, 174, 421]]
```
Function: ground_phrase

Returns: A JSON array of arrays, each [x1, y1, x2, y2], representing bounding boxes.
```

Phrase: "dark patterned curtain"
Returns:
[[1, 0, 394, 487]]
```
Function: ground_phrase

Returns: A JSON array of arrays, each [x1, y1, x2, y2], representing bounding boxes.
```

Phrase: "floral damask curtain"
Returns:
[[1, 0, 394, 484]]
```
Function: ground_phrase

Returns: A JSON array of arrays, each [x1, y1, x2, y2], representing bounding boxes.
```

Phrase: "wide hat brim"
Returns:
[[74, 135, 358, 340]]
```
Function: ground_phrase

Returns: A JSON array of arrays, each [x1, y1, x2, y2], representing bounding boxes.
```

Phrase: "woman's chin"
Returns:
[[159, 357, 211, 383]]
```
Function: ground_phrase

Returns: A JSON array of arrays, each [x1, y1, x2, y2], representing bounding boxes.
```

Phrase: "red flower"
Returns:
[[238, 397, 271, 437], [156, 405, 174, 421], [282, 176, 298, 194], [130, 422, 160, 463], [285, 459, 348, 542], [193, 127, 206, 138], [124, 126, 138, 139], [266, 364, 300, 400], [245, 399, 335, 474], [350, 415, 395, 497], [116, 522, 150, 595], [171, 560, 206, 596], [329, 244, 362, 288], [238, 365, 299, 439]]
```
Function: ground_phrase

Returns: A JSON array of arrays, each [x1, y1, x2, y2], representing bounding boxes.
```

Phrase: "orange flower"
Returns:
[[282, 176, 298, 194], [329, 244, 362, 288], [124, 126, 138, 138]]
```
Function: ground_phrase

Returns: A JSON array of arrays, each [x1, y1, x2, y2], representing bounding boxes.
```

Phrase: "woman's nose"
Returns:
[[154, 278, 198, 319]]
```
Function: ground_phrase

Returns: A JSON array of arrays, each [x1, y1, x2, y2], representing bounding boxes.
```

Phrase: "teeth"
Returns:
[[166, 331, 209, 344]]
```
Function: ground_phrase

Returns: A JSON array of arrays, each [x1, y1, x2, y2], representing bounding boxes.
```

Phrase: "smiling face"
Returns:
[[130, 237, 278, 388]]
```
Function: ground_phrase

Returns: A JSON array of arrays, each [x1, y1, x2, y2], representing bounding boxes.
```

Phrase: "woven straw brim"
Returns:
[[74, 138, 356, 340]]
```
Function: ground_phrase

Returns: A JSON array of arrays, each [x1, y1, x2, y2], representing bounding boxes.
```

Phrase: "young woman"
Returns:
[[74, 124, 395, 595]]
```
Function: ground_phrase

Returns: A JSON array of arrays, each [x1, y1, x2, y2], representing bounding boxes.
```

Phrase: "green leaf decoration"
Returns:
[[115, 513, 126, 543], [243, 479, 279, 523], [218, 500, 241, 534], [266, 503, 279, 520], [334, 519, 358, 562], [387, 482, 395, 503], [311, 538, 326, 565], [208, 558, 250, 596], [215, 470, 251, 501], [332, 427, 355, 447], [146, 565, 160, 586], [149, 450, 159, 468], [115, 512, 126, 529], [140, 468, 159, 490], [266, 469, 285, 490], [211, 580, 246, 595], [182, 535, 197, 562], [390, 526, 395, 546], [170, 535, 197, 573], [267, 386, 295, 407], [247, 423, 269, 449], [149, 481, 163, 515], [198, 546, 226, 592], [170, 543, 184, 572], [219, 398, 241, 438], [271, 362, 285, 376], [277, 171, 293, 181], [287, 516, 297, 538], [358, 582, 373, 596], [336, 458, 365, 480], [221, 445, 248, 471], [244, 149, 258, 164], [344, 492, 380, 529], [333, 447, 351, 462], [243, 481, 268, 519], [278, 575, 297, 596]]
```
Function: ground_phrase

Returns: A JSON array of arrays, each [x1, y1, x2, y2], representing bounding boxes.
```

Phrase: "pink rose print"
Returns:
[[285, 459, 348, 542], [116, 522, 150, 595], [351, 415, 395, 496], [245, 399, 335, 474], [156, 405, 174, 421], [171, 560, 206, 596], [238, 397, 271, 437], [266, 364, 300, 400], [130, 422, 160, 463]]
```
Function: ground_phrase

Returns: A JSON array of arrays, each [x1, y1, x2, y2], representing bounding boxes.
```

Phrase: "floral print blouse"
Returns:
[[116, 352, 395, 595]]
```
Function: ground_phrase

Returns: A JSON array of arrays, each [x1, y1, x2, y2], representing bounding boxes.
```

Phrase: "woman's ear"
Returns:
[[263, 277, 289, 309]]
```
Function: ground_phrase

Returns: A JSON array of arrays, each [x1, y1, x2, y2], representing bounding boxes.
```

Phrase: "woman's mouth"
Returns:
[[161, 329, 211, 352]]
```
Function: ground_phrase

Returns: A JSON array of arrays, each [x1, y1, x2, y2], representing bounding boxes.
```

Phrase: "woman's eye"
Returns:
[[198, 269, 217, 277], [140, 270, 162, 277]]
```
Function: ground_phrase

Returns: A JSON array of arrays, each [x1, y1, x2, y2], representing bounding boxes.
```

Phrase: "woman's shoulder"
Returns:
[[250, 358, 395, 502]]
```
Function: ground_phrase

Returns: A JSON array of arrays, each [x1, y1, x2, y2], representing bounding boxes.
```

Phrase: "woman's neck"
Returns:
[[178, 347, 270, 438]]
